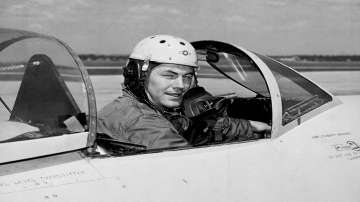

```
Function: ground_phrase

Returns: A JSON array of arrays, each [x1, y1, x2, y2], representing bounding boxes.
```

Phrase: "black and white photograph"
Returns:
[[1, 0, 360, 201]]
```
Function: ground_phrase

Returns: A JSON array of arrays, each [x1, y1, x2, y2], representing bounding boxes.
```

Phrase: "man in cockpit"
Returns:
[[97, 35, 270, 150]]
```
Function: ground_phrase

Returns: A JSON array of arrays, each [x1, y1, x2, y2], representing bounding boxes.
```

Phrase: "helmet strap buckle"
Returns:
[[141, 57, 150, 71]]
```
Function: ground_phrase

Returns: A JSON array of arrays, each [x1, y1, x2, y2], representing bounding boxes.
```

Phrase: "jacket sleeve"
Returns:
[[213, 117, 258, 142]]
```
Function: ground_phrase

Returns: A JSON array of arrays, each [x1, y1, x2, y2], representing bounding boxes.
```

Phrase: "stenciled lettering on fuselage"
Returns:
[[312, 132, 360, 160], [333, 141, 360, 152], [0, 163, 103, 194]]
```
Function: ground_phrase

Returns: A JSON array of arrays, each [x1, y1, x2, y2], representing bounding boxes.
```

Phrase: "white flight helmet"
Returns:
[[129, 35, 198, 69]]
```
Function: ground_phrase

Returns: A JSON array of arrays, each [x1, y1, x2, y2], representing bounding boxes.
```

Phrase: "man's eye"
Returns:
[[184, 74, 193, 80], [163, 74, 177, 79], [185, 74, 193, 79]]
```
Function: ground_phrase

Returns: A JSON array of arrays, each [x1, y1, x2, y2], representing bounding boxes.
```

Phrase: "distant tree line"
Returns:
[[78, 54, 360, 64], [270, 55, 360, 62], [79, 54, 128, 61], [79, 54, 128, 66]]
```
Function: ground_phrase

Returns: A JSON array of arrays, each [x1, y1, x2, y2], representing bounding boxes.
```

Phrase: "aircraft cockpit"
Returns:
[[0, 29, 338, 164]]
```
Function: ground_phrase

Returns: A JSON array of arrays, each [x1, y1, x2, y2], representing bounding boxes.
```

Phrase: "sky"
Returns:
[[1, 0, 359, 55]]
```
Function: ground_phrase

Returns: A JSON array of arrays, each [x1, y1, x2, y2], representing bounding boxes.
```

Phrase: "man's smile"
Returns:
[[165, 92, 183, 98]]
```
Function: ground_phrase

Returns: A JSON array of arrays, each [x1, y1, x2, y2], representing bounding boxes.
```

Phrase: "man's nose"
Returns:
[[173, 76, 185, 89]]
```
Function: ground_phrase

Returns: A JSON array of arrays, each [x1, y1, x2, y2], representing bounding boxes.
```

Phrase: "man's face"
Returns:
[[145, 63, 194, 108]]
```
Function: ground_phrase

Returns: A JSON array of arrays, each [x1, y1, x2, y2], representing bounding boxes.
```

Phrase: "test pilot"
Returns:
[[97, 35, 270, 150]]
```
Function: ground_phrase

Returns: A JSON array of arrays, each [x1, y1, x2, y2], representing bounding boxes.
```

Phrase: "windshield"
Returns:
[[0, 36, 89, 142], [255, 54, 332, 125], [196, 50, 270, 98]]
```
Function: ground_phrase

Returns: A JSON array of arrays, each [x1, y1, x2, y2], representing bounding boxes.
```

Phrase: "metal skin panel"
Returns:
[[0, 100, 360, 201], [0, 132, 88, 163]]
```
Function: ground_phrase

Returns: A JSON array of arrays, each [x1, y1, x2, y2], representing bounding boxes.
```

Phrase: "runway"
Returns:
[[0, 70, 359, 121], [90, 70, 360, 109]]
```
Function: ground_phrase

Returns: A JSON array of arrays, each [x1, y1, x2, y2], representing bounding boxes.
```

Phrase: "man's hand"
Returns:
[[249, 120, 271, 133]]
